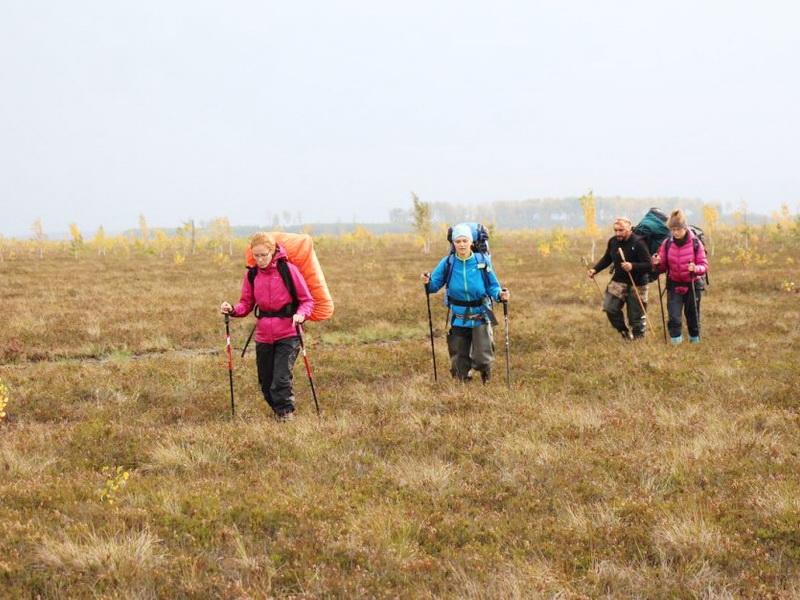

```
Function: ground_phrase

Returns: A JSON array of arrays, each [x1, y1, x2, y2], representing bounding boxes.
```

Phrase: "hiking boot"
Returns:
[[480, 371, 491, 384], [670, 335, 683, 344], [689, 335, 700, 343], [275, 411, 295, 422]]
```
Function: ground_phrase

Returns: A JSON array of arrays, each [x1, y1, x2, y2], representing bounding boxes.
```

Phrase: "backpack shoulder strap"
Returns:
[[663, 238, 672, 277], [691, 236, 709, 285], [276, 258, 299, 310], [247, 261, 299, 309], [474, 251, 492, 298], [443, 254, 456, 287], [441, 254, 456, 306]]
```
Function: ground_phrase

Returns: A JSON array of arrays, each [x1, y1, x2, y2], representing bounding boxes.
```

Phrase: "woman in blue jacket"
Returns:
[[421, 224, 510, 383]]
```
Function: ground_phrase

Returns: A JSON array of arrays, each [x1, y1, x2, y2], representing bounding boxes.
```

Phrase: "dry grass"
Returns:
[[1, 227, 800, 598]]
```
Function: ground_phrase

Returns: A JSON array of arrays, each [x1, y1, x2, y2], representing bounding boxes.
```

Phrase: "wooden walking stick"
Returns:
[[617, 248, 655, 337], [581, 256, 605, 302]]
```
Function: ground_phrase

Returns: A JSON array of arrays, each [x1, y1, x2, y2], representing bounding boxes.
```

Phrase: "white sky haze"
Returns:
[[1, 0, 799, 236]]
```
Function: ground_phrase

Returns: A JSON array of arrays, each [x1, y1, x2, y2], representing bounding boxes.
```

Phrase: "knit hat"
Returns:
[[451, 224, 473, 242], [667, 210, 687, 229]]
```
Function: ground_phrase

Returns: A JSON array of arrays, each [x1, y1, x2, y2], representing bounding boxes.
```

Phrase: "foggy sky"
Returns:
[[1, 0, 799, 237]]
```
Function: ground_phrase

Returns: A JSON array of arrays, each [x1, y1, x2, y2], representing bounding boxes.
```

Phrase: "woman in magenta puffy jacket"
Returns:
[[220, 232, 314, 420], [652, 210, 709, 344]]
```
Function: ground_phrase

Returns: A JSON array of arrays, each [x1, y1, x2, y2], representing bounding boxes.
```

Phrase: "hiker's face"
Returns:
[[453, 236, 472, 258], [671, 227, 687, 240], [252, 244, 274, 266], [613, 222, 631, 241]]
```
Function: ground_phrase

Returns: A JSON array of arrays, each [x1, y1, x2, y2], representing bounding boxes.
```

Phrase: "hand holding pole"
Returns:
[[582, 256, 605, 301]]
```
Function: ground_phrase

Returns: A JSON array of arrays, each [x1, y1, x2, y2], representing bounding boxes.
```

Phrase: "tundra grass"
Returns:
[[1, 230, 799, 598]]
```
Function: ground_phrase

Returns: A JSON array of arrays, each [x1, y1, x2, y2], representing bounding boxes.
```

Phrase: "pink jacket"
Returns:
[[654, 230, 709, 285], [231, 246, 314, 343]]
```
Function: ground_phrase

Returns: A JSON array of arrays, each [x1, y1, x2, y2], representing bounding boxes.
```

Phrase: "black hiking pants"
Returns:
[[256, 337, 300, 416], [667, 285, 702, 339]]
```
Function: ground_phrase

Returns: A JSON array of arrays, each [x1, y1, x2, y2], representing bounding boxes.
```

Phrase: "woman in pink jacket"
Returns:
[[220, 232, 314, 421], [652, 210, 709, 344]]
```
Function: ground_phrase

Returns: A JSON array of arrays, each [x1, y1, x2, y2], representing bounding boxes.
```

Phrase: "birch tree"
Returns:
[[411, 192, 433, 253]]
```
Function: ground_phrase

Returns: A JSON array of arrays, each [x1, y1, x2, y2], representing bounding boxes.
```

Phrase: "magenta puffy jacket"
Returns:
[[654, 230, 709, 284], [230, 245, 314, 343]]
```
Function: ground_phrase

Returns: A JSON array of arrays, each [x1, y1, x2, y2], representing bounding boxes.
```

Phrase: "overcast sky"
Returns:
[[2, 0, 798, 237]]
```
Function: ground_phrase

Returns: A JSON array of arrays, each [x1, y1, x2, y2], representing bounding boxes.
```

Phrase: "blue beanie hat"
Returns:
[[451, 224, 473, 242]]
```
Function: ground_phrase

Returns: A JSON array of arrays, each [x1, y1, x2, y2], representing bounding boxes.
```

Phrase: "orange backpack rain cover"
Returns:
[[245, 232, 334, 322]]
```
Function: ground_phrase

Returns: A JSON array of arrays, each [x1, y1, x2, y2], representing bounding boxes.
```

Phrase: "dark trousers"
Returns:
[[667, 286, 702, 338], [447, 324, 494, 380], [255, 337, 300, 416], [603, 290, 647, 337]]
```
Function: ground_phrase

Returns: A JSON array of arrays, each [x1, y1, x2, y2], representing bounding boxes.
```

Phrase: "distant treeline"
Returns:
[[226, 222, 413, 237], [391, 196, 728, 230], [237, 196, 759, 237], [25, 196, 771, 241]]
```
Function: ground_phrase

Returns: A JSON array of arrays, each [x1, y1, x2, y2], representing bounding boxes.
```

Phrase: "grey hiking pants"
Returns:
[[603, 281, 648, 338], [256, 337, 300, 416], [447, 324, 494, 380]]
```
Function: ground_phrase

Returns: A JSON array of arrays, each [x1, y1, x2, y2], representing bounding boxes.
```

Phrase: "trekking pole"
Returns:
[[423, 274, 438, 382], [224, 314, 235, 417], [296, 325, 320, 416], [657, 276, 668, 344], [502, 289, 511, 389], [581, 256, 605, 302], [240, 323, 256, 357], [617, 248, 655, 337], [690, 273, 701, 338]]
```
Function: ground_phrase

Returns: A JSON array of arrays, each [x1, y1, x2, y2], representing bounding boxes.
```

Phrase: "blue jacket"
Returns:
[[428, 251, 503, 327]]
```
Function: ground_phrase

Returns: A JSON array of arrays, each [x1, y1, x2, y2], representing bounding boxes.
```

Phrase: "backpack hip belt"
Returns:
[[450, 305, 499, 327], [255, 303, 295, 319], [449, 297, 488, 308]]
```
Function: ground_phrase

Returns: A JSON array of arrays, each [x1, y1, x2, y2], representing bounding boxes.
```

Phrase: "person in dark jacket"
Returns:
[[587, 217, 652, 340], [652, 209, 709, 343], [421, 224, 510, 383], [220, 232, 314, 421]]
